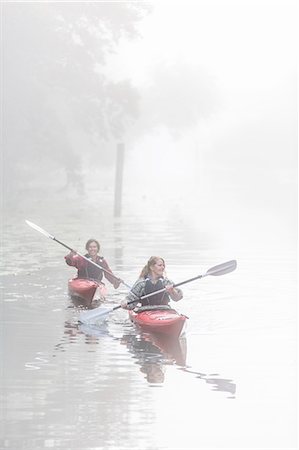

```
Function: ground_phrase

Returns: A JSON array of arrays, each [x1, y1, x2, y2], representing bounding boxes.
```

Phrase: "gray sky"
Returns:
[[2, 0, 297, 247], [99, 0, 297, 241]]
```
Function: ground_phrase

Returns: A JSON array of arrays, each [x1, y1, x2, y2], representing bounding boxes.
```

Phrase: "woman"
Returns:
[[121, 256, 183, 309], [65, 239, 121, 289]]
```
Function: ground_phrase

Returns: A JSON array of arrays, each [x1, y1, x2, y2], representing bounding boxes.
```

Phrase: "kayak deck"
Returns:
[[128, 306, 187, 338], [68, 278, 107, 303]]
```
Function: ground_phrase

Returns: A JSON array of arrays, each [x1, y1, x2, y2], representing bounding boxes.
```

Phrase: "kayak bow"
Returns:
[[128, 306, 187, 338], [68, 278, 108, 303]]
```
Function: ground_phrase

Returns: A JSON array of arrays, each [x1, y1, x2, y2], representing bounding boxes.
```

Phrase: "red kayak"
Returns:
[[128, 306, 187, 338], [68, 278, 107, 303]]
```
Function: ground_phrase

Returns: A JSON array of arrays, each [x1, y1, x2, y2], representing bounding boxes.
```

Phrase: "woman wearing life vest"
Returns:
[[121, 256, 183, 309], [65, 239, 121, 288]]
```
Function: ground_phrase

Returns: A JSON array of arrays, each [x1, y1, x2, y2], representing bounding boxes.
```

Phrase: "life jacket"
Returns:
[[142, 278, 169, 306], [78, 254, 105, 281]]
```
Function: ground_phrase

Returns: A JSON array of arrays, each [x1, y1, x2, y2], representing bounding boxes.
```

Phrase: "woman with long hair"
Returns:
[[121, 256, 183, 309]]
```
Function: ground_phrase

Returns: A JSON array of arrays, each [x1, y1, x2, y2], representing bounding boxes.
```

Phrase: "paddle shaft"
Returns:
[[57, 238, 132, 288], [78, 259, 237, 323], [138, 274, 204, 302], [107, 273, 208, 312], [121, 260, 237, 304], [26, 220, 131, 289]]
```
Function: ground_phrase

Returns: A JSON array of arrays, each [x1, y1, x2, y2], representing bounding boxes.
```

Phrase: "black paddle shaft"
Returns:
[[88, 270, 221, 313], [173, 274, 203, 288], [119, 274, 204, 308], [25, 220, 130, 288], [54, 237, 74, 253], [129, 260, 237, 303], [78, 259, 237, 322], [54, 237, 124, 285]]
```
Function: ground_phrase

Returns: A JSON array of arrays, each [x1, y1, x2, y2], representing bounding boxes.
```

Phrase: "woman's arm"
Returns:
[[164, 278, 183, 301], [65, 252, 86, 269], [101, 258, 121, 288], [121, 279, 145, 309]]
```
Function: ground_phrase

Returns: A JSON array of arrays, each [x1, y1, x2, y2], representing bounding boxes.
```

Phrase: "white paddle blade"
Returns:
[[78, 306, 113, 324], [79, 323, 110, 337], [206, 260, 237, 276], [25, 220, 54, 239]]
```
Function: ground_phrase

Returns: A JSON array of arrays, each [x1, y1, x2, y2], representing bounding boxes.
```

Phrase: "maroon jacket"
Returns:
[[65, 253, 120, 288]]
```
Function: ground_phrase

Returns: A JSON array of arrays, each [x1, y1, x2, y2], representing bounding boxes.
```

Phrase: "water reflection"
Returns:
[[120, 330, 236, 397], [54, 307, 236, 398], [121, 332, 187, 385], [1, 196, 296, 449], [180, 367, 236, 399], [57, 320, 111, 348], [78, 322, 110, 338], [68, 292, 105, 310]]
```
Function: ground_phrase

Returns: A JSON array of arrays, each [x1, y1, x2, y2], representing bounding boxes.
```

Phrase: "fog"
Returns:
[[2, 0, 297, 240], [0, 2, 297, 449]]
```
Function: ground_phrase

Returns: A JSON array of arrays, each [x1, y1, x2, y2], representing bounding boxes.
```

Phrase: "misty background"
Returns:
[[1, 0, 297, 253], [0, 2, 297, 449]]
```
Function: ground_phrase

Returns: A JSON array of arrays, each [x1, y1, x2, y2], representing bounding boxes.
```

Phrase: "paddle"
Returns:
[[78, 259, 237, 324], [25, 220, 132, 289]]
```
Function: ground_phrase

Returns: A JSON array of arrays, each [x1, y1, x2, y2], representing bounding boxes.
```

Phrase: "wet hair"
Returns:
[[139, 256, 165, 278], [85, 239, 100, 252]]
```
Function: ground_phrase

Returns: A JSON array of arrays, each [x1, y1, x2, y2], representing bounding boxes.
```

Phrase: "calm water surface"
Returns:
[[0, 195, 297, 449]]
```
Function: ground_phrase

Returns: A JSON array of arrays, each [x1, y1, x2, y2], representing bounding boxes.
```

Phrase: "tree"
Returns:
[[2, 2, 150, 197]]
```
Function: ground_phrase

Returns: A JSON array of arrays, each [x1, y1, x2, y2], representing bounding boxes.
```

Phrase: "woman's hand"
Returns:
[[165, 284, 183, 301], [165, 284, 175, 293], [121, 299, 129, 309], [113, 278, 122, 289]]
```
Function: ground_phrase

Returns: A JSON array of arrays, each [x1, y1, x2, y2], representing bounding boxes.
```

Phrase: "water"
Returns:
[[0, 193, 297, 449]]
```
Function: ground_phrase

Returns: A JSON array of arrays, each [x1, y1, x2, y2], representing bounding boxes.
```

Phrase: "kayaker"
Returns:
[[121, 256, 183, 309], [65, 239, 121, 288]]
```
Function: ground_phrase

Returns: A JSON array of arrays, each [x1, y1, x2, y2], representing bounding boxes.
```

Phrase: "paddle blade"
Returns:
[[79, 322, 110, 337], [25, 220, 54, 240], [78, 306, 113, 324], [206, 260, 237, 276]]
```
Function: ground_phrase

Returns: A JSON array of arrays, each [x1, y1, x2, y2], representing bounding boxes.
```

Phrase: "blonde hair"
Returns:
[[139, 256, 165, 278]]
